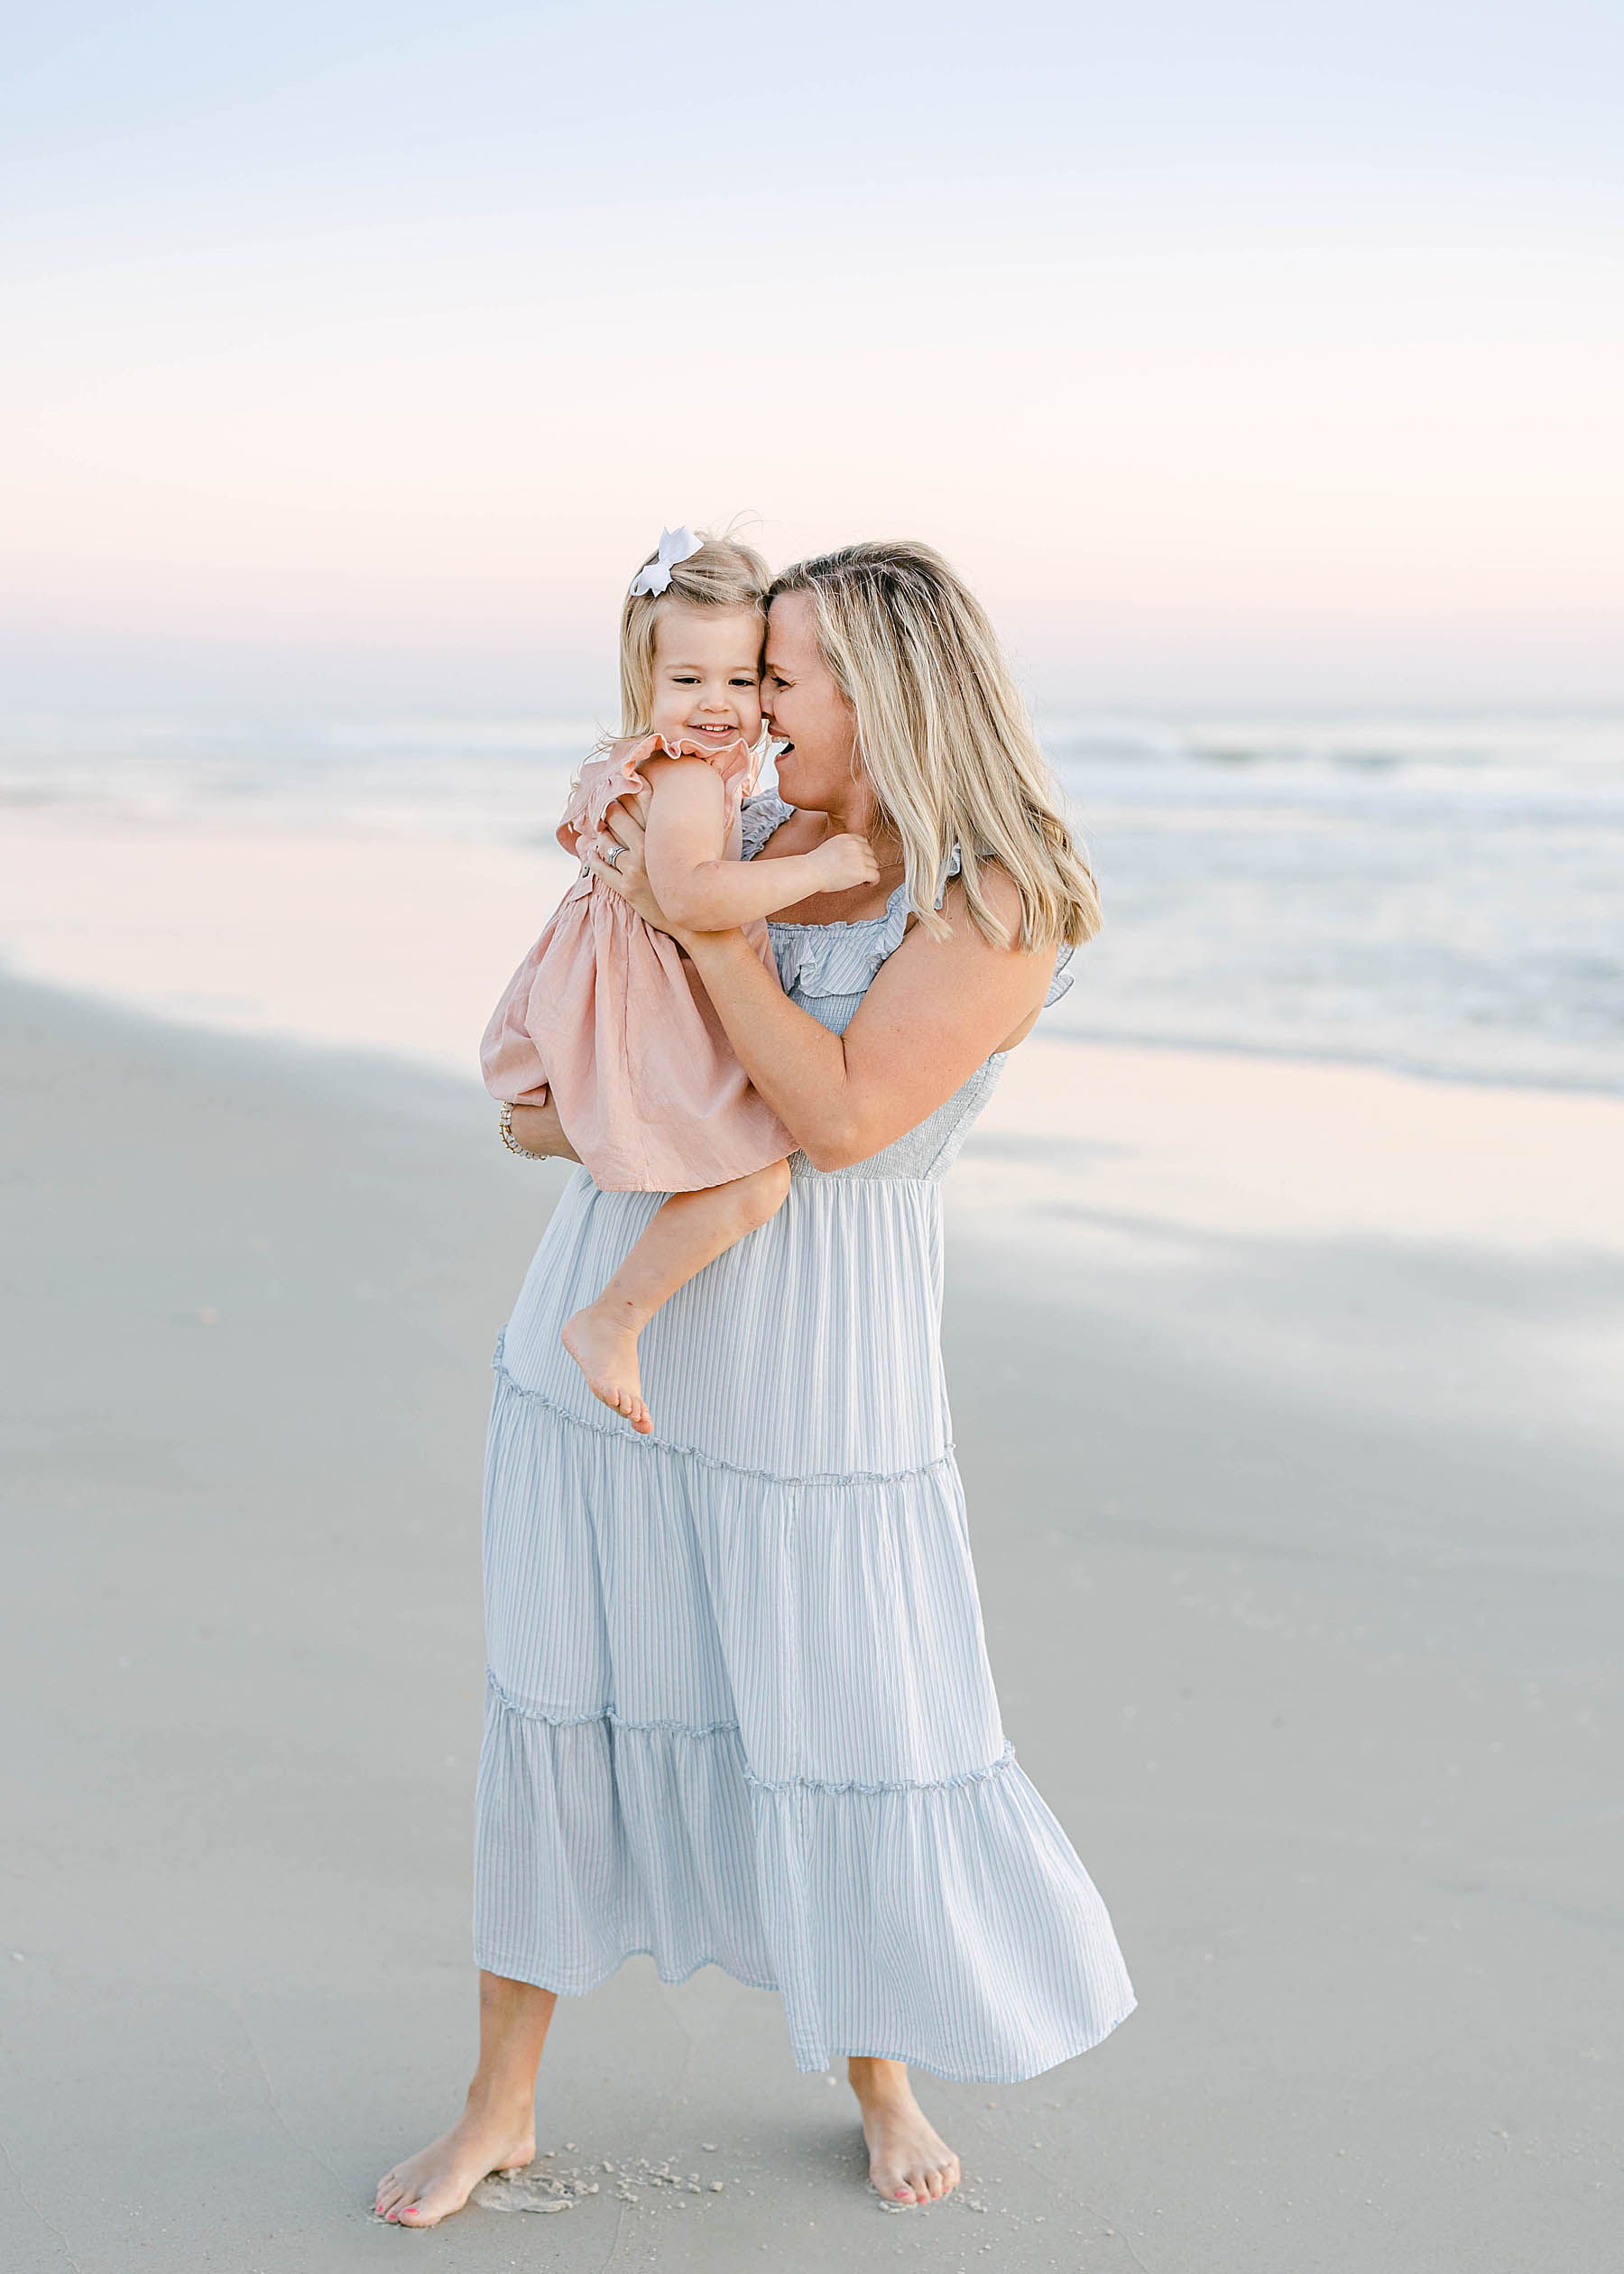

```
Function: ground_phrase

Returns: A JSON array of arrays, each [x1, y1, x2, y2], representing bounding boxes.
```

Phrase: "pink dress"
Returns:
[[480, 734, 794, 1193]]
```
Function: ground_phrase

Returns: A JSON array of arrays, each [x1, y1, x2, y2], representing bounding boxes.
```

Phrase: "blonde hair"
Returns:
[[769, 541, 1101, 951], [618, 529, 771, 735]]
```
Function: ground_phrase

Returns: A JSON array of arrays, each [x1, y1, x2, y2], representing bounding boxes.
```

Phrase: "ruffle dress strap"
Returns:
[[768, 842, 963, 1003], [872, 840, 964, 957], [937, 845, 1074, 1006], [740, 790, 795, 862]]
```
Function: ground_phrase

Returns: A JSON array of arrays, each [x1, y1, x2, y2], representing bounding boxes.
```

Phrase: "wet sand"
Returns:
[[2, 970, 1620, 2271]]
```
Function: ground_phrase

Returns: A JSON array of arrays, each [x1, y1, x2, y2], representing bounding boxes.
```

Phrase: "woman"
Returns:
[[376, 542, 1136, 2228]]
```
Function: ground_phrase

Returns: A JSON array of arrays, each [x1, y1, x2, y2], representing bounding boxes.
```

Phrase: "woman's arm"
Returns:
[[585, 824, 1054, 1172], [640, 757, 878, 931], [688, 882, 1051, 1168], [505, 1096, 581, 1161]]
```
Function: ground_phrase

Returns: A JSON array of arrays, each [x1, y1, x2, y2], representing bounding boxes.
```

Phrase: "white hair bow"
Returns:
[[628, 525, 703, 597]]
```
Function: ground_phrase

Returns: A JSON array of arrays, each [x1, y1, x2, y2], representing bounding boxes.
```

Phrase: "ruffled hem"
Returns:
[[491, 1331, 955, 1488], [475, 1939, 782, 2001], [474, 1681, 1137, 2082], [484, 1672, 742, 1738], [485, 1668, 1016, 1794]]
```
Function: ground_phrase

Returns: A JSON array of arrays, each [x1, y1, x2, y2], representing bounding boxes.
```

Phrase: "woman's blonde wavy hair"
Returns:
[[617, 529, 771, 735], [769, 542, 1101, 951]]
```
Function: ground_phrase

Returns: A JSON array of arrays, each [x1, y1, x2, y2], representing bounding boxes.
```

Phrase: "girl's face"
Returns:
[[761, 591, 863, 818], [648, 605, 763, 747]]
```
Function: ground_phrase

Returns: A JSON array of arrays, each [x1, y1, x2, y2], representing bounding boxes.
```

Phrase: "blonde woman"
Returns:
[[375, 542, 1136, 2227]]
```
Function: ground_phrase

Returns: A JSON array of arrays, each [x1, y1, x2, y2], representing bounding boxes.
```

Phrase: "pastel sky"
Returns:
[[3, 1, 1620, 713]]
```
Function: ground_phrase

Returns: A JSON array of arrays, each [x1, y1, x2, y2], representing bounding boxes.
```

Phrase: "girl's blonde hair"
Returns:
[[618, 529, 771, 735], [769, 542, 1102, 950]]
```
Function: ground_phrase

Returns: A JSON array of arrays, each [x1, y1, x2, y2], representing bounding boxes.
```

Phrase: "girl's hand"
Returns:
[[585, 800, 687, 938], [507, 1097, 581, 1160], [803, 831, 881, 893]]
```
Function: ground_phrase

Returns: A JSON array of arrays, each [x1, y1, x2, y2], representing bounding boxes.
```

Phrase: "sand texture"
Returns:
[[2, 972, 1620, 2270]]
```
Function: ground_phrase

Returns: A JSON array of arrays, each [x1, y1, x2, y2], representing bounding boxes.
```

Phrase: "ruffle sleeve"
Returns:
[[559, 734, 763, 856]]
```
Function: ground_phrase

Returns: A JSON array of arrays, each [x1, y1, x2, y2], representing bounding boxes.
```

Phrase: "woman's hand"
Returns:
[[681, 865, 1054, 1171], [584, 797, 691, 940]]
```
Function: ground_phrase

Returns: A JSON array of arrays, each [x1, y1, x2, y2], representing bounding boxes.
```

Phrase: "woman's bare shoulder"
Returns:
[[942, 857, 1025, 934], [928, 859, 1048, 976], [878, 861, 1048, 1009]]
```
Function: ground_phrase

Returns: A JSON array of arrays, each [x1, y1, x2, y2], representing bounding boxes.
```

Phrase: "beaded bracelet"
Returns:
[[498, 1100, 548, 1160]]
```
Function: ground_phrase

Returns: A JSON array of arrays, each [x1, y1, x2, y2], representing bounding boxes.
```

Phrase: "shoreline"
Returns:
[[12, 940, 1624, 1278], [3, 803, 1621, 1106]]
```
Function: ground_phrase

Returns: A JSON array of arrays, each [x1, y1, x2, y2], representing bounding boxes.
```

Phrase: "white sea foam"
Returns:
[[1, 707, 1619, 1092]]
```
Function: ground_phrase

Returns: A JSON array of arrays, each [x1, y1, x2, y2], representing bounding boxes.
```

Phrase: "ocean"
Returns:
[[3, 707, 1620, 1095]]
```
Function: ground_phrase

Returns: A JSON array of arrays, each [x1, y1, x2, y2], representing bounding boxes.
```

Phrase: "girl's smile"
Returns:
[[649, 603, 764, 748]]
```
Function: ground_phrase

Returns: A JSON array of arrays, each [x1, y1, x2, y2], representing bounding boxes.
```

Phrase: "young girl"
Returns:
[[481, 526, 880, 1434]]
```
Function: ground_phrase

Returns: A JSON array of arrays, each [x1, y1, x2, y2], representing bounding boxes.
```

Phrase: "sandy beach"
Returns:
[[3, 962, 1619, 2273], [8, 0, 1622, 2255]]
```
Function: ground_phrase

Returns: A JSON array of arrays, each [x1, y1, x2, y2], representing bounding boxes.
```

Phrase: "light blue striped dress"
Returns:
[[474, 793, 1137, 2083]]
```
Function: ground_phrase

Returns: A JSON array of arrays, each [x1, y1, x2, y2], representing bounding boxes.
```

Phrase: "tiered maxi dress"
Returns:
[[474, 794, 1137, 2084]]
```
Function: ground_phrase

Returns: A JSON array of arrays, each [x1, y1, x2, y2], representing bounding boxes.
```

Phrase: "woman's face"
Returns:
[[761, 592, 862, 817]]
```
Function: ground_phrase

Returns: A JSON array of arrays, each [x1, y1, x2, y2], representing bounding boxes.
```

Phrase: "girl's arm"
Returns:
[[586, 826, 1055, 1172], [639, 756, 878, 930]]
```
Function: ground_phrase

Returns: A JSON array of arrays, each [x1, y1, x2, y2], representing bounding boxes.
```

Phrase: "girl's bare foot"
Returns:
[[561, 1302, 652, 1433], [847, 2057, 962, 2205], [374, 2095, 536, 2229]]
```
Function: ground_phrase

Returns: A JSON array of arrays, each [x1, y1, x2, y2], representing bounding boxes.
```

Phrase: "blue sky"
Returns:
[[4, 1, 1620, 711]]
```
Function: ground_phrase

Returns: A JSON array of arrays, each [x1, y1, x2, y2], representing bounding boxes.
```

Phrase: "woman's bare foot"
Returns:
[[847, 2057, 962, 2205], [374, 2095, 536, 2229], [561, 1302, 652, 1433]]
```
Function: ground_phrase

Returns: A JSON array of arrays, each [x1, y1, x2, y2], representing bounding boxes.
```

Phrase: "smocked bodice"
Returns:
[[743, 792, 1073, 1185]]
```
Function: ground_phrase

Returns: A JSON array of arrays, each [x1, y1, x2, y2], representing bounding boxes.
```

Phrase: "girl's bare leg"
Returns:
[[846, 2057, 962, 2205], [374, 1973, 557, 2228], [562, 1158, 791, 1433]]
